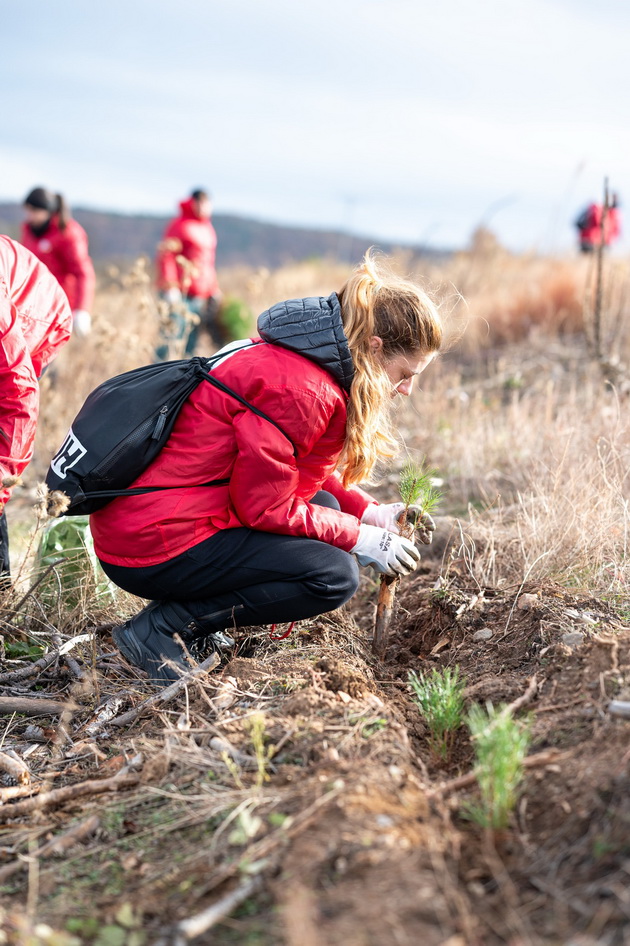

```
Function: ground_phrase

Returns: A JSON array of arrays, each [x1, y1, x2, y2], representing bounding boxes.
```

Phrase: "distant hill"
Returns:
[[0, 202, 443, 270]]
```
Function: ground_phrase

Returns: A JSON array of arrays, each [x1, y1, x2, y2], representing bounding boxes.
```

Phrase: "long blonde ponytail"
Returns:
[[337, 251, 442, 486]]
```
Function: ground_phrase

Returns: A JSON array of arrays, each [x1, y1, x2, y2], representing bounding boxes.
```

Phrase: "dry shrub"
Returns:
[[423, 255, 584, 350], [403, 349, 630, 592]]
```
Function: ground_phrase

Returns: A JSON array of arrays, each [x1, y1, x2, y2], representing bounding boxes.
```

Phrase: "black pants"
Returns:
[[99, 492, 359, 633]]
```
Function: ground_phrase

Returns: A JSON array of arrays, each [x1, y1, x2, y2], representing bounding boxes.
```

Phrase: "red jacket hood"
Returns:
[[179, 198, 210, 221]]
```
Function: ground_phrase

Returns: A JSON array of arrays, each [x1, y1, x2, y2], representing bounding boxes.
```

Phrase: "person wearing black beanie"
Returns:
[[21, 187, 95, 338]]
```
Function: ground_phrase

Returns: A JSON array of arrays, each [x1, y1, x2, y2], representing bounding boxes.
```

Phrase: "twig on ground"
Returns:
[[502, 675, 539, 717], [0, 768, 140, 821], [0, 814, 100, 883], [174, 876, 263, 942], [0, 750, 30, 784], [0, 635, 89, 685], [426, 748, 568, 800], [108, 652, 221, 728], [608, 700, 630, 719], [0, 784, 41, 803], [0, 697, 76, 716], [63, 654, 85, 680], [0, 653, 61, 685]]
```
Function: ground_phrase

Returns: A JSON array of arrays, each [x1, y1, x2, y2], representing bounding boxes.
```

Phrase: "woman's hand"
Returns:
[[351, 524, 420, 577], [362, 502, 436, 545]]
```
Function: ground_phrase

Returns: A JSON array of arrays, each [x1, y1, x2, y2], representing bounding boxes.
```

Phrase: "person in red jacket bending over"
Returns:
[[575, 193, 622, 253], [0, 236, 73, 575], [92, 251, 442, 686], [21, 187, 95, 338], [155, 188, 222, 359]]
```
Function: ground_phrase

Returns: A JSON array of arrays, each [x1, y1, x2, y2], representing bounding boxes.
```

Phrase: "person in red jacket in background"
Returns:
[[20, 187, 95, 338], [92, 251, 442, 686], [0, 236, 73, 576], [575, 193, 622, 253], [155, 188, 222, 359]]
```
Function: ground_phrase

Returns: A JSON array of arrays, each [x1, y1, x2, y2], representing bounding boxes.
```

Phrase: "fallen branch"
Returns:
[[0, 750, 30, 784], [608, 700, 630, 719], [0, 768, 140, 821], [0, 814, 100, 883], [0, 635, 88, 685], [0, 652, 61, 684], [0, 784, 41, 803], [175, 876, 262, 941], [427, 749, 567, 800], [108, 651, 221, 728], [502, 675, 539, 717], [0, 696, 75, 716]]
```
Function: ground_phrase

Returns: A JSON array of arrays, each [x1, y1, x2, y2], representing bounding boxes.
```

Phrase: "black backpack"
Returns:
[[45, 350, 295, 516]]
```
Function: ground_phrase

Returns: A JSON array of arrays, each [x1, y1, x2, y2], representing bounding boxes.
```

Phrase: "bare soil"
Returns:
[[1, 524, 629, 946]]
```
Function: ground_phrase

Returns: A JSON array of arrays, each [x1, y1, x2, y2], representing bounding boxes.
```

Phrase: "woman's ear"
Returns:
[[369, 336, 384, 353]]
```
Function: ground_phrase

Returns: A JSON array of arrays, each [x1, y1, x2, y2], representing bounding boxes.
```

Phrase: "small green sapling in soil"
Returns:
[[408, 666, 465, 760], [373, 459, 443, 657]]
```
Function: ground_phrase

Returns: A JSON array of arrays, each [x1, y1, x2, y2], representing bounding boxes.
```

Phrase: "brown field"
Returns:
[[1, 247, 630, 946]]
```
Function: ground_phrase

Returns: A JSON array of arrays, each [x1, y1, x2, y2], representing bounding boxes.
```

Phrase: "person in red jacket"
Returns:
[[575, 193, 622, 253], [20, 188, 95, 338], [92, 251, 442, 686], [155, 189, 222, 359], [0, 236, 73, 575]]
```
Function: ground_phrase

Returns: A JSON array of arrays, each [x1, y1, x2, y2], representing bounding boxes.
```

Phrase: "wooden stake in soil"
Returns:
[[373, 511, 412, 659]]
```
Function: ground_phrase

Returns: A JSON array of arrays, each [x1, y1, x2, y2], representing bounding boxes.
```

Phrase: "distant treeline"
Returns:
[[0, 202, 444, 270]]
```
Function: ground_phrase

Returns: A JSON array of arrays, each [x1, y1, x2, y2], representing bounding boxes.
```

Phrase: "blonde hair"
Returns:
[[337, 251, 442, 486]]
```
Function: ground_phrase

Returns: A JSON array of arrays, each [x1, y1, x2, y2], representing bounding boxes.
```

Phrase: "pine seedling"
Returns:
[[464, 702, 531, 830], [373, 459, 443, 658], [408, 666, 465, 760], [399, 460, 442, 530]]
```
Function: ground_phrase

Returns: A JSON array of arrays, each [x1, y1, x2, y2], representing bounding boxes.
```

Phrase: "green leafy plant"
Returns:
[[464, 701, 531, 829], [219, 294, 255, 342], [408, 666, 465, 759]]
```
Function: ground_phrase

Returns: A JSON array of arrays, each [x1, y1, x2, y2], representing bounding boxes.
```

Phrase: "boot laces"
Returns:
[[181, 622, 233, 659]]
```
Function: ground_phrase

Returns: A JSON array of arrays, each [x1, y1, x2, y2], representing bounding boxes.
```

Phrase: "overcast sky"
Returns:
[[2, 0, 629, 252]]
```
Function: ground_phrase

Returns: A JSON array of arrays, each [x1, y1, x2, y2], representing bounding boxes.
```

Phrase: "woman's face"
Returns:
[[371, 337, 437, 397], [24, 206, 51, 227]]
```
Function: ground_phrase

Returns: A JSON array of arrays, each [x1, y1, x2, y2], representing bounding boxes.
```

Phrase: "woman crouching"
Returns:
[[91, 251, 443, 685]]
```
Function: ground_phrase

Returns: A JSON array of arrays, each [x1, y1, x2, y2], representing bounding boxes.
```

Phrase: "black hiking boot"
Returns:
[[112, 601, 233, 687]]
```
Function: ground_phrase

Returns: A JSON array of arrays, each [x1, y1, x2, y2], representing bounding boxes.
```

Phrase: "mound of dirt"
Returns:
[[1, 562, 629, 945]]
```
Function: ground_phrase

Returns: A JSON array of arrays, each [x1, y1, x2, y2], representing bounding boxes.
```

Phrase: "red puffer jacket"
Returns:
[[578, 204, 622, 247], [91, 295, 375, 567], [20, 216, 95, 311], [156, 198, 219, 299], [0, 236, 73, 506]]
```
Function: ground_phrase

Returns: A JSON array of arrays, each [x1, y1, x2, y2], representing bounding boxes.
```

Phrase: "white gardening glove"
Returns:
[[351, 524, 420, 577], [362, 502, 436, 545], [164, 287, 182, 304], [72, 310, 92, 338]]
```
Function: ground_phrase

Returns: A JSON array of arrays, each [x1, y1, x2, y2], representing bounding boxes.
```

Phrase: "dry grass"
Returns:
[[12, 247, 628, 606]]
